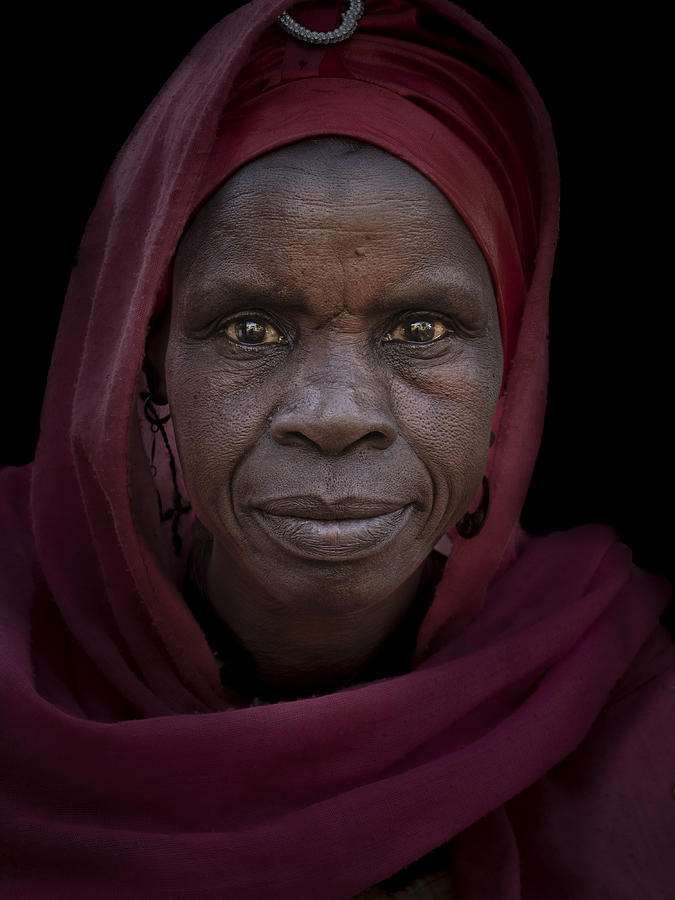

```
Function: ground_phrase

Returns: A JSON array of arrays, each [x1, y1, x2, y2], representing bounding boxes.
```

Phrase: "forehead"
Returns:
[[174, 141, 494, 305]]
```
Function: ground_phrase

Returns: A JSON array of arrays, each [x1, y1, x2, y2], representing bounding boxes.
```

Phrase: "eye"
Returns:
[[221, 316, 289, 346], [383, 315, 453, 344]]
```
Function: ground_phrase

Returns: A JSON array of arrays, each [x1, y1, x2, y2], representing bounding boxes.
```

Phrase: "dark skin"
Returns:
[[148, 139, 503, 698]]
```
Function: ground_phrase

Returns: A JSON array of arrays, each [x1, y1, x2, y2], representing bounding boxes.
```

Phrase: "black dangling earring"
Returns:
[[143, 392, 171, 477], [456, 476, 490, 540], [141, 391, 191, 556], [456, 430, 495, 540]]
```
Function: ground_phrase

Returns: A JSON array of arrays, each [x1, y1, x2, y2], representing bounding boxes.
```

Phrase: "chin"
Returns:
[[268, 559, 421, 614], [210, 524, 431, 617]]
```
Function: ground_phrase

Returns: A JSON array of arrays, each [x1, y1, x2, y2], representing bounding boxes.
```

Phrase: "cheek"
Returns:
[[391, 353, 500, 507], [164, 342, 275, 515]]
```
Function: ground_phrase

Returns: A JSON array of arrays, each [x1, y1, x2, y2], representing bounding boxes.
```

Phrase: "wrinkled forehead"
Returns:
[[178, 140, 487, 264], [173, 139, 497, 322]]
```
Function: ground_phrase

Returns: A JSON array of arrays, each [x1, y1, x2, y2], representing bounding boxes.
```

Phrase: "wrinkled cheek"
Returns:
[[165, 359, 267, 530], [390, 374, 496, 526]]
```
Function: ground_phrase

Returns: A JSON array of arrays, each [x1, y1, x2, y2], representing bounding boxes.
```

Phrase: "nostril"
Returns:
[[273, 429, 323, 452], [363, 429, 396, 451]]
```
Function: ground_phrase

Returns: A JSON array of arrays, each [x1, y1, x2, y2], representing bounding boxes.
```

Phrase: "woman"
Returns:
[[2, 1, 673, 897]]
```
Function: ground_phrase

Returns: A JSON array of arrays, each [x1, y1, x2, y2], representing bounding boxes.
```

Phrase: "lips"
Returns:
[[250, 495, 415, 560]]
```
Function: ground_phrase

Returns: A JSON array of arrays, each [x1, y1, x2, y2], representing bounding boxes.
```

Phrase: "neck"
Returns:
[[186, 534, 439, 703]]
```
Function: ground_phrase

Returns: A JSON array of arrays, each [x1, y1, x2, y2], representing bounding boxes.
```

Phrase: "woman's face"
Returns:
[[160, 140, 503, 615]]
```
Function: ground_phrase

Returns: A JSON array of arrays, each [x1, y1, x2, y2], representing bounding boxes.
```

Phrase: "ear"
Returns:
[[143, 306, 171, 405]]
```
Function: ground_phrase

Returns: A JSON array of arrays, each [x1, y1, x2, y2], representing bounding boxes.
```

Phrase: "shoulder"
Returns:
[[0, 464, 35, 551], [516, 638, 674, 897], [0, 463, 42, 602], [507, 523, 671, 610], [1, 462, 32, 503]]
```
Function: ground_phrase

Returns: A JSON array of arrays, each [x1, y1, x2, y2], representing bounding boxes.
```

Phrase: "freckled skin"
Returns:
[[149, 139, 503, 694]]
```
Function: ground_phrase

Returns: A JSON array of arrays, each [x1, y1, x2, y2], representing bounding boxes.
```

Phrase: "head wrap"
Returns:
[[1, 1, 672, 896]]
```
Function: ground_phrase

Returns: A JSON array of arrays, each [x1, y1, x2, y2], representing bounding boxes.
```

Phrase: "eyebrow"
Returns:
[[376, 269, 491, 314], [180, 267, 490, 319], [179, 273, 307, 315]]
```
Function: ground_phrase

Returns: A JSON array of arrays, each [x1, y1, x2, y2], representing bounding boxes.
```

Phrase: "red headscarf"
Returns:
[[1, 1, 673, 896]]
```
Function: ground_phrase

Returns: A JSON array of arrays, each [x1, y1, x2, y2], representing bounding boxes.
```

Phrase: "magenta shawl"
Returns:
[[1, 1, 673, 897]]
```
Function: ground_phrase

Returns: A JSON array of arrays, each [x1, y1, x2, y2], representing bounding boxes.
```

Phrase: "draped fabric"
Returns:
[[1, 1, 673, 897]]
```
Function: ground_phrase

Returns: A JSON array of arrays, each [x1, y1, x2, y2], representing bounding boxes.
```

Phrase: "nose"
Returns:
[[270, 363, 397, 456]]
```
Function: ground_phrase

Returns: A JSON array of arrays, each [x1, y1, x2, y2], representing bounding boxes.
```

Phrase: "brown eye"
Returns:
[[223, 317, 288, 345], [384, 316, 451, 344]]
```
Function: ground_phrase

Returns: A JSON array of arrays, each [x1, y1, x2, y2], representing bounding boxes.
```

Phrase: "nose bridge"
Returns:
[[310, 337, 369, 403], [270, 334, 397, 455]]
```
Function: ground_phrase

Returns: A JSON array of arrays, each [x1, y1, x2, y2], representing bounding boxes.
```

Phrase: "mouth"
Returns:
[[250, 496, 415, 561]]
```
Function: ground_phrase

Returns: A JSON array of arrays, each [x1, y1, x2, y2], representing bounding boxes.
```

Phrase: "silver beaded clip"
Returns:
[[277, 0, 365, 45]]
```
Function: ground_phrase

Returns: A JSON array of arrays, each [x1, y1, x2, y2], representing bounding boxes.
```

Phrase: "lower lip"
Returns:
[[252, 506, 414, 561]]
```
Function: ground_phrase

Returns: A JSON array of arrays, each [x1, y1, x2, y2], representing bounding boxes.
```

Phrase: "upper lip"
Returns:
[[254, 496, 410, 520]]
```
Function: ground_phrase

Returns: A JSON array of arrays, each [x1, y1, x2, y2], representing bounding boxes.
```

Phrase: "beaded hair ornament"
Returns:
[[278, 0, 365, 44]]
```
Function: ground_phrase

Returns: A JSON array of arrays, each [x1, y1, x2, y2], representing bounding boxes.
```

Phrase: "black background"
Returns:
[[4, 3, 672, 628]]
